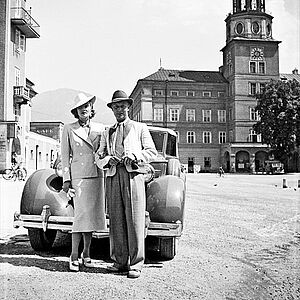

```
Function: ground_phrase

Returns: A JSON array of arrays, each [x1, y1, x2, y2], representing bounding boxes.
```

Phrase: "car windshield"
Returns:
[[166, 133, 176, 156], [150, 131, 177, 157], [150, 131, 164, 152]]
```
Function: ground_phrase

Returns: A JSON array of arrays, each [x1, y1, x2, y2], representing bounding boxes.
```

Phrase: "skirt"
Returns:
[[71, 177, 106, 233]]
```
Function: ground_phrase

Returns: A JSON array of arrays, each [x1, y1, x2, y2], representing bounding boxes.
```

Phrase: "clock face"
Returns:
[[251, 47, 264, 60]]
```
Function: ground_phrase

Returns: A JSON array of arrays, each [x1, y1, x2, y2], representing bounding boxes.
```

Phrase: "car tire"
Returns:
[[167, 159, 181, 177], [28, 228, 57, 251], [159, 237, 177, 260]]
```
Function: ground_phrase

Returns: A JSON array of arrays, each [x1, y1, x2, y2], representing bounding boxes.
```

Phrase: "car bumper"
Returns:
[[13, 206, 183, 238]]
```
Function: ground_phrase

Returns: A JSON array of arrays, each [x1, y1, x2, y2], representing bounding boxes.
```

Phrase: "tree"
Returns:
[[253, 79, 300, 159]]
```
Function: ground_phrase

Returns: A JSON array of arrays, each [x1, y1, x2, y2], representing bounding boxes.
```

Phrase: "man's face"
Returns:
[[111, 101, 130, 123]]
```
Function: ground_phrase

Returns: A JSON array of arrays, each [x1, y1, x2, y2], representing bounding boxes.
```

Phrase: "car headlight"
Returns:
[[143, 164, 155, 183]]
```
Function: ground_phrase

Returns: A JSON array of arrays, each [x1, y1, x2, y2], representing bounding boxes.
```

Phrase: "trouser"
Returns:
[[106, 166, 145, 270]]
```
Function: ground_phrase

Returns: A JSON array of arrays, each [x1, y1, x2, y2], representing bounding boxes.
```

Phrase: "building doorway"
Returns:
[[188, 157, 194, 173], [236, 151, 250, 172]]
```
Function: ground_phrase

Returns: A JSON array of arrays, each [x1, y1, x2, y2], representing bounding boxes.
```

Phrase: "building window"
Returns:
[[153, 108, 163, 121], [204, 157, 211, 168], [258, 62, 265, 74], [170, 90, 179, 97], [203, 91, 211, 97], [202, 110, 211, 122], [249, 130, 261, 142], [203, 131, 212, 144], [249, 82, 257, 95], [154, 90, 163, 96], [218, 92, 225, 98], [187, 131, 195, 144], [229, 130, 233, 142], [170, 108, 179, 122], [259, 83, 266, 94], [252, 21, 260, 34], [15, 67, 20, 86], [218, 110, 226, 123], [250, 61, 256, 73], [15, 29, 25, 52], [30, 150, 34, 160], [228, 63, 233, 75], [236, 22, 244, 34], [229, 108, 233, 121], [219, 132, 226, 144], [186, 109, 195, 122], [250, 107, 259, 121], [186, 91, 195, 97]]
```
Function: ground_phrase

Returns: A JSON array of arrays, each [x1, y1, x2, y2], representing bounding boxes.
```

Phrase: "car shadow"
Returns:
[[0, 233, 167, 272]]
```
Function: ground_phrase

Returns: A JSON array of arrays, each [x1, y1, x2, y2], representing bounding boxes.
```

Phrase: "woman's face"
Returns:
[[77, 102, 92, 120]]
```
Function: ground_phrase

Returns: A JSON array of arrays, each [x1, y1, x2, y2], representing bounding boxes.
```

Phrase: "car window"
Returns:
[[150, 131, 164, 152], [166, 133, 177, 157]]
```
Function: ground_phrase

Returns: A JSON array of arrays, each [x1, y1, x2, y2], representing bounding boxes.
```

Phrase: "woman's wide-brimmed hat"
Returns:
[[71, 92, 96, 112], [107, 90, 133, 108]]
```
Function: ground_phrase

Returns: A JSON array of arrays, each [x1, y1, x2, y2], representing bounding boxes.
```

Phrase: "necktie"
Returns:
[[115, 123, 124, 158]]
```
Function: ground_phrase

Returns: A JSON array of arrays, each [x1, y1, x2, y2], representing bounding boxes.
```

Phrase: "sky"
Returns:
[[25, 0, 300, 102]]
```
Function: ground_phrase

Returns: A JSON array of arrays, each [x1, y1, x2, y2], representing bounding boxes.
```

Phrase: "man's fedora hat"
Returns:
[[107, 90, 133, 108], [71, 93, 96, 112]]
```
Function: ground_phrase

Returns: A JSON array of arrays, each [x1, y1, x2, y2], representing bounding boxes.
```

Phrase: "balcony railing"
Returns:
[[11, 7, 40, 38], [14, 86, 30, 105]]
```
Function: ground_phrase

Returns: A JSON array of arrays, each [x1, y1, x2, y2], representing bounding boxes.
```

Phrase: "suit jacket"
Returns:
[[61, 121, 106, 182], [95, 119, 157, 177]]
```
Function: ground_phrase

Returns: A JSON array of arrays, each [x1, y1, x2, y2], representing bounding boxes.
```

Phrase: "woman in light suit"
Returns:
[[61, 92, 106, 272]]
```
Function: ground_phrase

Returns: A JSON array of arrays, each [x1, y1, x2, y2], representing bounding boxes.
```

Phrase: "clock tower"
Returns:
[[221, 0, 281, 172]]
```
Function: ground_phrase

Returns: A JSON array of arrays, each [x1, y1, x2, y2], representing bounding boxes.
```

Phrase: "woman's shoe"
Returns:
[[80, 253, 94, 268], [69, 256, 80, 272]]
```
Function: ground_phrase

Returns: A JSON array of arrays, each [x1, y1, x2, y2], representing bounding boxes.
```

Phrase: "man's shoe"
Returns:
[[69, 257, 80, 272], [127, 269, 141, 279], [107, 264, 128, 273]]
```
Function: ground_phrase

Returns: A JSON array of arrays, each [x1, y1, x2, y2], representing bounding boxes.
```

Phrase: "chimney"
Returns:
[[292, 68, 298, 75]]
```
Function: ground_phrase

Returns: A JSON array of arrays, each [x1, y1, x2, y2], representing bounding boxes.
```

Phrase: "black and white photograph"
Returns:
[[0, 0, 299, 299]]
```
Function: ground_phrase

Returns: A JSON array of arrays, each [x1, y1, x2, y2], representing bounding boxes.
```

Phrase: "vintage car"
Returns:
[[264, 160, 285, 174], [14, 126, 186, 259]]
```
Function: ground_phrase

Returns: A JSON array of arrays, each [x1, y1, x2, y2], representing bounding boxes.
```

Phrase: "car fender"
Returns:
[[146, 175, 185, 224], [20, 169, 74, 217]]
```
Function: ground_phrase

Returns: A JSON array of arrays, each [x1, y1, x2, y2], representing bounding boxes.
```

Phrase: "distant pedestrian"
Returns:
[[96, 90, 157, 279], [218, 166, 225, 177], [61, 92, 106, 272]]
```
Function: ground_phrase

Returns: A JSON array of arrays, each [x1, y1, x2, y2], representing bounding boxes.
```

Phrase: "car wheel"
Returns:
[[159, 237, 177, 260], [167, 159, 181, 177], [28, 228, 57, 251]]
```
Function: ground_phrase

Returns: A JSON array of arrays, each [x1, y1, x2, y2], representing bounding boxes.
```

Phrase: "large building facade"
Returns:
[[0, 0, 60, 174], [129, 0, 300, 173]]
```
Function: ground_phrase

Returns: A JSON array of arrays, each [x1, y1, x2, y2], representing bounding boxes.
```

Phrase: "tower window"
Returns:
[[258, 62, 265, 74], [266, 23, 272, 36], [252, 22, 260, 34], [250, 62, 256, 73], [236, 22, 244, 35]]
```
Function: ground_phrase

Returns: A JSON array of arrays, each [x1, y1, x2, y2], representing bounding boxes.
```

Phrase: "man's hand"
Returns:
[[67, 188, 76, 199], [122, 153, 136, 166], [108, 156, 121, 166]]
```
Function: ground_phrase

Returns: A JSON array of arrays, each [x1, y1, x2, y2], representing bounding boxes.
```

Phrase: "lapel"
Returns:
[[123, 119, 134, 140], [71, 121, 93, 147]]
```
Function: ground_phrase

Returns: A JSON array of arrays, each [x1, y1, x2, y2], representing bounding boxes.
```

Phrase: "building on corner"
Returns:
[[129, 0, 300, 173]]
